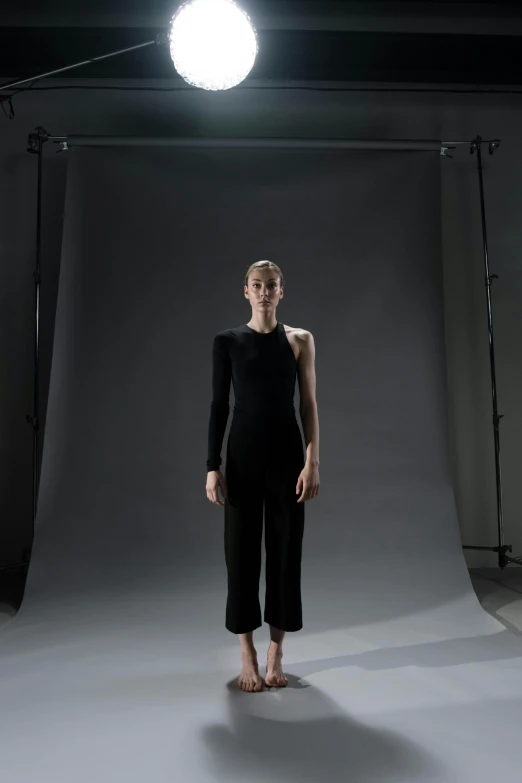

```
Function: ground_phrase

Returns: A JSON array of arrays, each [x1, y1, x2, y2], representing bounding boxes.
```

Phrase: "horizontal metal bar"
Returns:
[[443, 140, 499, 145], [49, 135, 444, 151]]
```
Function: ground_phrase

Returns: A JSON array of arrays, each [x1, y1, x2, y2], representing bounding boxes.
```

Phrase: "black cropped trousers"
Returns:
[[223, 415, 306, 635]]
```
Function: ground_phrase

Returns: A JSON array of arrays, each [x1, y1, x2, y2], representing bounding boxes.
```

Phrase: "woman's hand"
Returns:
[[206, 470, 227, 506], [296, 463, 320, 503]]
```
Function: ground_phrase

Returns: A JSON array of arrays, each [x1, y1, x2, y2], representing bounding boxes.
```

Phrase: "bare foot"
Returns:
[[238, 649, 263, 692], [266, 643, 288, 687]]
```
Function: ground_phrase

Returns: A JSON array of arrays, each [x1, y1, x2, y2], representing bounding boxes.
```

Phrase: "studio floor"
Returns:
[[2, 566, 521, 639], [1, 564, 521, 783]]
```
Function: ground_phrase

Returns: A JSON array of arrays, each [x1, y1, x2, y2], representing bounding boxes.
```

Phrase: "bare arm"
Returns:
[[297, 331, 319, 467]]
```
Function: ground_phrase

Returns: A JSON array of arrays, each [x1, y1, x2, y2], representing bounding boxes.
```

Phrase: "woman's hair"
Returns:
[[244, 260, 285, 288]]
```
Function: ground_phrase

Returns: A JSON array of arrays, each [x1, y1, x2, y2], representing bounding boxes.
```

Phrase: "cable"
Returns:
[[5, 83, 522, 93], [2, 82, 522, 121]]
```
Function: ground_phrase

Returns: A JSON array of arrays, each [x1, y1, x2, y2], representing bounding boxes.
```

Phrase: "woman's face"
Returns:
[[245, 270, 282, 310]]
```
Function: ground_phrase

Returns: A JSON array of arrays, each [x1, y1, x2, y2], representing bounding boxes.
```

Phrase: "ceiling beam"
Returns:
[[1, 1, 522, 35]]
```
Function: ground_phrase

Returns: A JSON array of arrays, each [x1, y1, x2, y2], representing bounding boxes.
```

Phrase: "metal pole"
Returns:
[[33, 137, 42, 523], [476, 138, 506, 563], [44, 135, 498, 151], [462, 136, 521, 568], [50, 136, 445, 150], [0, 38, 160, 93], [27, 129, 46, 525], [0, 128, 48, 575]]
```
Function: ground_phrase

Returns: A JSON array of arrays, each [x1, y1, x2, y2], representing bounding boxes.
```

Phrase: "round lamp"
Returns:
[[169, 0, 258, 91]]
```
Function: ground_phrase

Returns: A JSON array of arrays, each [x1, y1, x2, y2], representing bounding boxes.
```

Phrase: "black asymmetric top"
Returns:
[[206, 321, 299, 472]]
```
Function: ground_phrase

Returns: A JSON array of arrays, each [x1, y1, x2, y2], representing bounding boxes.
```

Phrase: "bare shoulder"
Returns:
[[282, 324, 313, 361], [282, 324, 311, 339]]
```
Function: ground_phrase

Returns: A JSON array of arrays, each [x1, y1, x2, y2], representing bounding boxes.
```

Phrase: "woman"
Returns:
[[205, 260, 320, 692]]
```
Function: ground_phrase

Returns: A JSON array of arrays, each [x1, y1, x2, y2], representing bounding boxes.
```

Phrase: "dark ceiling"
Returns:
[[1, 1, 522, 87]]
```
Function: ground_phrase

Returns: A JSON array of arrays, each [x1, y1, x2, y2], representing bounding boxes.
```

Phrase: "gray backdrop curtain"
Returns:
[[1, 142, 513, 783], [6, 144, 496, 630]]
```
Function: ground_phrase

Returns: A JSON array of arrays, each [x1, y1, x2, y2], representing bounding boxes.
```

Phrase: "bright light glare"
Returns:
[[169, 0, 258, 91]]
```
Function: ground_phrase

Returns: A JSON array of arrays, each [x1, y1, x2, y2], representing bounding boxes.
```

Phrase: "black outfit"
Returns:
[[207, 321, 305, 634]]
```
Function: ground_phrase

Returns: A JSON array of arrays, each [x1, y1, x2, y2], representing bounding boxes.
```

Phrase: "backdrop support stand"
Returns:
[[2, 131, 518, 574], [461, 135, 521, 568], [25, 127, 49, 530]]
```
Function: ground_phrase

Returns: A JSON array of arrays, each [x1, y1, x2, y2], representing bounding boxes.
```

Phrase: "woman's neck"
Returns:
[[247, 315, 278, 334]]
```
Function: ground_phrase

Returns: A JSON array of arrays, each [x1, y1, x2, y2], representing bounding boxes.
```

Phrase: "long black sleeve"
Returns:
[[206, 332, 231, 472]]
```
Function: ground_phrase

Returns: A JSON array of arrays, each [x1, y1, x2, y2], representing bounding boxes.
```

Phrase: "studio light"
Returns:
[[169, 0, 258, 91]]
